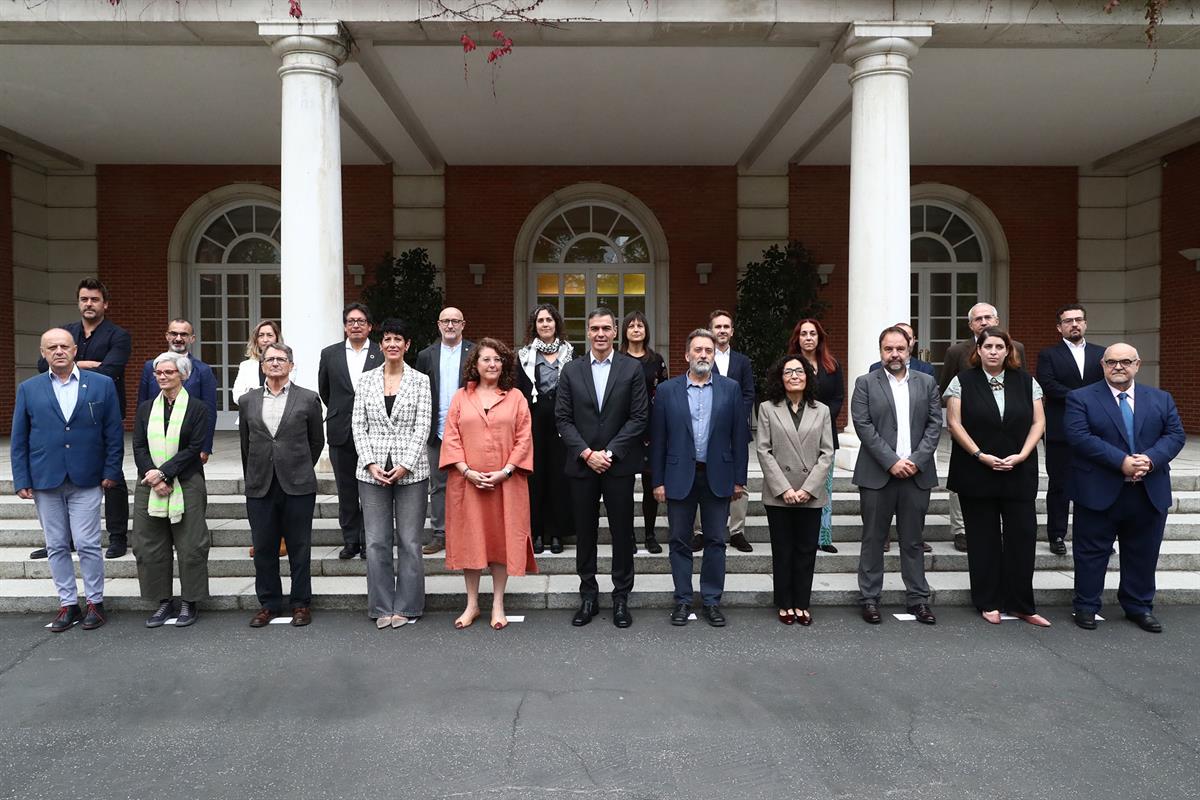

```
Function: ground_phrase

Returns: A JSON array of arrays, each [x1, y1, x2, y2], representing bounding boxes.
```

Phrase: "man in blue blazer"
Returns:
[[651, 328, 749, 627], [1064, 343, 1185, 633], [12, 328, 125, 632], [136, 318, 218, 459], [697, 310, 755, 553], [1035, 304, 1105, 555], [868, 323, 936, 376]]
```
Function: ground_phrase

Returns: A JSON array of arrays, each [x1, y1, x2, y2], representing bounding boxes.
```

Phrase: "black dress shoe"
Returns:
[[612, 601, 633, 628], [30, 547, 48, 560], [921, 541, 933, 553], [358, 548, 366, 560], [49, 604, 82, 632], [645, 533, 663, 554], [145, 599, 174, 628], [81, 601, 107, 630], [1074, 611, 1098, 630], [338, 544, 360, 560], [690, 533, 703, 552], [702, 605, 726, 627], [1050, 537, 1068, 556], [862, 603, 882, 624], [533, 536, 544, 554], [908, 603, 936, 625], [729, 533, 753, 553], [1125, 612, 1163, 633], [953, 533, 968, 552], [571, 599, 598, 627], [176, 601, 198, 627], [670, 603, 690, 626], [105, 536, 127, 559], [818, 544, 838, 554], [550, 537, 564, 554]]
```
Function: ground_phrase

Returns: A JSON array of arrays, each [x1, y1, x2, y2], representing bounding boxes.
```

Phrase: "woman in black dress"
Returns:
[[515, 304, 574, 554], [788, 318, 844, 553], [621, 310, 668, 553]]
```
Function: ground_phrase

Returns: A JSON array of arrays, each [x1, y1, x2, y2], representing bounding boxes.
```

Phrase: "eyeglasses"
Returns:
[[1059, 316, 1086, 325], [439, 318, 464, 326], [263, 356, 290, 365], [1103, 359, 1137, 368], [344, 319, 369, 327], [166, 332, 192, 339], [781, 368, 806, 377], [153, 370, 179, 377]]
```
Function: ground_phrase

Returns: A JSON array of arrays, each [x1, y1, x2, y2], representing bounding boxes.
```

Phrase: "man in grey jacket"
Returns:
[[239, 343, 325, 628], [852, 327, 943, 626]]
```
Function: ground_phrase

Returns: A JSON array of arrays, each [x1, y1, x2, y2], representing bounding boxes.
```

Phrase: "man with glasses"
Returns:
[[1064, 344, 1184, 633], [135, 318, 218, 461], [319, 303, 382, 559], [1035, 305, 1105, 555], [938, 302, 1026, 553], [414, 307, 474, 555]]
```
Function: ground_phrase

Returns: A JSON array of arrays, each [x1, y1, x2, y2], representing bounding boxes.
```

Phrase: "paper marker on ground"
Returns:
[[43, 621, 81, 629], [269, 616, 293, 624], [163, 618, 180, 625], [506, 615, 525, 623], [687, 613, 697, 620], [893, 613, 916, 621], [999, 614, 1019, 621]]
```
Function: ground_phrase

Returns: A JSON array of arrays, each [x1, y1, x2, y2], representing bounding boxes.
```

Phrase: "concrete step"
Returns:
[[2, 569, 1199, 614], [6, 539, 1200, 582]]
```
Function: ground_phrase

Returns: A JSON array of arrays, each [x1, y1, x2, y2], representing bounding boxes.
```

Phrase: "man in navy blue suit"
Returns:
[[136, 318, 218, 461], [34, 278, 131, 559], [651, 328, 749, 627], [868, 323, 935, 376], [693, 309, 755, 553], [1064, 343, 1184, 633], [1035, 304, 1105, 555], [12, 328, 124, 631]]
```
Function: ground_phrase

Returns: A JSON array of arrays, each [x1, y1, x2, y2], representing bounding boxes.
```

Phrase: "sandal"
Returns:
[[778, 609, 795, 625], [454, 609, 480, 629], [491, 615, 508, 631]]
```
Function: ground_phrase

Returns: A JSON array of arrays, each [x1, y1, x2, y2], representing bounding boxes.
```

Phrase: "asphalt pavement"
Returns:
[[0, 605, 1197, 800]]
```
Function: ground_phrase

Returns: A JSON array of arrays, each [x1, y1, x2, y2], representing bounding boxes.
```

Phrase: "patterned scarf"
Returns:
[[147, 388, 188, 524]]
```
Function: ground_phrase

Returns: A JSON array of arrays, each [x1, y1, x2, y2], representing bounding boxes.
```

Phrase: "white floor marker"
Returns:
[[268, 616, 293, 624], [892, 613, 916, 621]]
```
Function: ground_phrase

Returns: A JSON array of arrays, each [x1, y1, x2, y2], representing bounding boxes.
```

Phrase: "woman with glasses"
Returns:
[[620, 310, 668, 554], [441, 338, 536, 630], [515, 303, 573, 555], [132, 352, 212, 627], [945, 327, 1050, 627]]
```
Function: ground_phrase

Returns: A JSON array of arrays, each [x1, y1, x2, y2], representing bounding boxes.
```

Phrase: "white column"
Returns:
[[260, 22, 350, 391], [840, 22, 931, 379]]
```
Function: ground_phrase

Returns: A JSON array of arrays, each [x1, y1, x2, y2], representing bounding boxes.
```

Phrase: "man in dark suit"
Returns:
[[691, 309, 755, 553], [938, 302, 1025, 554], [1034, 304, 1105, 555], [413, 307, 474, 555], [318, 303, 383, 559], [556, 307, 649, 628], [12, 328, 124, 631], [1064, 343, 1184, 633], [135, 318, 218, 461], [34, 277, 131, 559], [239, 343, 325, 628], [852, 326, 943, 625], [869, 322, 935, 376], [651, 328, 749, 627]]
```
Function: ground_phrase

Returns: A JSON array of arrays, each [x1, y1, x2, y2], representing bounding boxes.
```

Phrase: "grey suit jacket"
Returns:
[[851, 368, 942, 491], [238, 383, 325, 498], [756, 400, 834, 508]]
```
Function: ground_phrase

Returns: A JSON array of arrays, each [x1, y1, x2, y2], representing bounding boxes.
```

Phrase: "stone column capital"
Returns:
[[836, 22, 932, 82], [260, 20, 350, 82]]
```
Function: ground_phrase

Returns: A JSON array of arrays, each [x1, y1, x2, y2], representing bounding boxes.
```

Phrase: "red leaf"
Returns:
[[461, 33, 477, 53], [288, 0, 303, 19]]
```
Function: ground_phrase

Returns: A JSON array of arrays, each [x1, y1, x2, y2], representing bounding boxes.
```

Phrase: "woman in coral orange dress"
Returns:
[[440, 338, 537, 630]]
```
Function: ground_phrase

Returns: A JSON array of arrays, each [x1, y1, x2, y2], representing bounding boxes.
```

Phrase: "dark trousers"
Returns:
[[1044, 440, 1071, 542], [666, 469, 729, 606], [329, 441, 364, 549], [105, 477, 129, 536], [765, 505, 821, 609], [247, 475, 315, 611], [960, 496, 1037, 615], [571, 472, 635, 602], [1072, 482, 1165, 616], [529, 398, 571, 542], [640, 469, 659, 540], [857, 479, 932, 606]]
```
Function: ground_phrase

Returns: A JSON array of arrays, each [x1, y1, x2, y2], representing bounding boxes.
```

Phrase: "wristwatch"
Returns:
[[503, 466, 514, 477], [972, 450, 983, 459], [604, 450, 613, 460]]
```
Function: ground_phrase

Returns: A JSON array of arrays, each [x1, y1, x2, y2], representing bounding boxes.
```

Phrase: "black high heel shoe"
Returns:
[[533, 536, 544, 554], [550, 537, 564, 554], [818, 544, 838, 554]]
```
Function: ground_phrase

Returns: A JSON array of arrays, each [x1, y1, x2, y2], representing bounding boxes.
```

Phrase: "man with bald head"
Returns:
[[939, 302, 1026, 553], [1064, 344, 1184, 633], [414, 307, 474, 554], [11, 328, 124, 631]]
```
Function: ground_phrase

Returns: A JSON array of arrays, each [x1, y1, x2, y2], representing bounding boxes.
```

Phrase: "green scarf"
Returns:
[[147, 387, 188, 524]]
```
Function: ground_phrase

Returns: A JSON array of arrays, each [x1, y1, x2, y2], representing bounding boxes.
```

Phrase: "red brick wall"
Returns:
[[96, 164, 392, 417], [0, 154, 13, 425], [444, 166, 738, 374], [1159, 142, 1200, 429]]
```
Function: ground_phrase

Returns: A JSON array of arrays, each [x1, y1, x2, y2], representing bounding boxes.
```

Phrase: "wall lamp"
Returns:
[[1181, 248, 1200, 272], [468, 263, 486, 286], [696, 262, 713, 285], [818, 263, 835, 285], [346, 264, 364, 286]]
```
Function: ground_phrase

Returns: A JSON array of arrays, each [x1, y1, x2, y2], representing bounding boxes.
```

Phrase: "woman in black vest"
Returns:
[[945, 327, 1049, 627]]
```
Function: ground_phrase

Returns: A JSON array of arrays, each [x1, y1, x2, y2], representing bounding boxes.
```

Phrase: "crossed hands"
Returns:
[[368, 463, 410, 485], [888, 458, 920, 479], [463, 468, 510, 491], [977, 453, 1026, 472], [781, 488, 812, 505], [1122, 454, 1153, 481], [585, 450, 613, 474], [141, 470, 173, 497]]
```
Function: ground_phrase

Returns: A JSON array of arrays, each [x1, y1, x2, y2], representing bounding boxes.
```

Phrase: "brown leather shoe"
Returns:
[[291, 607, 312, 626], [279, 541, 287, 557], [922, 541, 933, 553], [249, 608, 278, 627], [861, 603, 882, 624], [248, 546, 255, 558]]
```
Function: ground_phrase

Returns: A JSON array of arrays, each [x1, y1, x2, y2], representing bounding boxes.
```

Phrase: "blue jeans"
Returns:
[[666, 470, 729, 606], [34, 481, 104, 606]]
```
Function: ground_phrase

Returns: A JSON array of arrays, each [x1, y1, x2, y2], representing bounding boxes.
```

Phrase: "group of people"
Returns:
[[9, 279, 1185, 635]]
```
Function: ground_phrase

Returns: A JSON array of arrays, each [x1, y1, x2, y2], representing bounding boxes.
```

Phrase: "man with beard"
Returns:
[[1035, 304, 1105, 556], [135, 318, 218, 463], [852, 326, 943, 625], [651, 328, 748, 627]]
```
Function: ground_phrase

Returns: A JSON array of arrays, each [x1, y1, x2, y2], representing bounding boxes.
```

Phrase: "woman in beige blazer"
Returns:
[[756, 355, 834, 626]]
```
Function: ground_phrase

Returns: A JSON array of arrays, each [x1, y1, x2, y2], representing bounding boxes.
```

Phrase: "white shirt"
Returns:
[[886, 369, 912, 460], [590, 351, 613, 410], [50, 366, 81, 421], [714, 346, 731, 378], [437, 342, 461, 438], [344, 339, 370, 390], [1064, 338, 1087, 379], [1108, 380, 1135, 412]]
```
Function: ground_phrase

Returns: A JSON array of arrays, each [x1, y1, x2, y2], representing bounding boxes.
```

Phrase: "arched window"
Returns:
[[910, 202, 989, 368], [529, 201, 653, 352], [188, 201, 282, 426]]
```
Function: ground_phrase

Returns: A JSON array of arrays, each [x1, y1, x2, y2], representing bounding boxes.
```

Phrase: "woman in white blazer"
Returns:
[[756, 354, 834, 626]]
